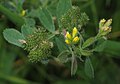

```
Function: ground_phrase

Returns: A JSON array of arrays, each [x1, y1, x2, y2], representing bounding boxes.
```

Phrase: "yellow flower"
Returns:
[[65, 27, 80, 45], [20, 10, 26, 16], [98, 19, 112, 36], [72, 36, 79, 43], [65, 39, 70, 44], [99, 19, 112, 32], [72, 27, 78, 38], [65, 32, 72, 40]]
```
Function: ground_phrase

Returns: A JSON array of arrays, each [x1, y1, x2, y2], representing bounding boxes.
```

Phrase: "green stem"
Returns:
[[0, 4, 24, 27], [48, 34, 55, 40], [69, 46, 76, 75], [57, 50, 69, 57], [78, 32, 84, 47]]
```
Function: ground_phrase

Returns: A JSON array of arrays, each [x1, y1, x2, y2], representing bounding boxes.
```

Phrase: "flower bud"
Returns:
[[100, 19, 106, 23], [98, 19, 112, 36], [72, 27, 78, 38], [104, 19, 112, 27], [65, 32, 72, 40], [99, 19, 106, 28], [72, 36, 79, 43], [65, 39, 70, 44], [20, 10, 26, 16]]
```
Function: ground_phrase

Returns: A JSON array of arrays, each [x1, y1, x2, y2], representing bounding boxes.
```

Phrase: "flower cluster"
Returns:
[[65, 27, 80, 45], [98, 19, 112, 37]]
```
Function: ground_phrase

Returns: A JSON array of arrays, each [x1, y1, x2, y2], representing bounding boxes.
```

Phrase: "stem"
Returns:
[[78, 32, 84, 47], [0, 4, 24, 27], [57, 50, 69, 57], [69, 46, 76, 75], [48, 34, 55, 40], [78, 55, 84, 62], [48, 30, 60, 40], [69, 46, 74, 58]]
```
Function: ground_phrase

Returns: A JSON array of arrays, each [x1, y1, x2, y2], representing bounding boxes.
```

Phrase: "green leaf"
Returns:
[[0, 49, 16, 75], [21, 18, 36, 37], [94, 40, 107, 52], [85, 57, 94, 78], [21, 25, 36, 37], [27, 9, 39, 18], [94, 40, 120, 57], [24, 18, 36, 27], [82, 37, 95, 49], [37, 8, 55, 33], [16, 0, 24, 13], [3, 29, 25, 47], [81, 50, 92, 56], [0, 5, 24, 27], [56, 0, 72, 27], [55, 36, 68, 52]]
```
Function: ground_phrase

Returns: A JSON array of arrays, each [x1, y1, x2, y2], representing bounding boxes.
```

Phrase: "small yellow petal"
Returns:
[[104, 27, 109, 31], [65, 32, 72, 39], [72, 27, 78, 38], [100, 19, 106, 23], [72, 36, 79, 43], [103, 27, 112, 32], [65, 39, 70, 44], [99, 19, 106, 28]]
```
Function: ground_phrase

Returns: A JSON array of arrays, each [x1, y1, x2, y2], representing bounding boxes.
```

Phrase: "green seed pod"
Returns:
[[60, 6, 89, 31], [28, 41, 51, 63], [24, 28, 52, 63]]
